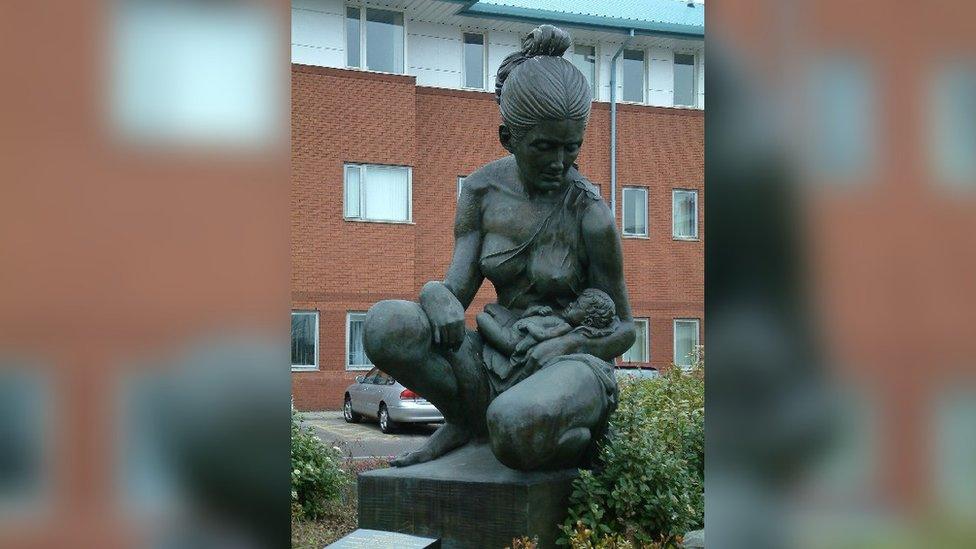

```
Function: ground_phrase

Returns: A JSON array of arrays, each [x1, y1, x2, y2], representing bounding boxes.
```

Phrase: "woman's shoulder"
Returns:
[[567, 166, 602, 202], [462, 156, 516, 195]]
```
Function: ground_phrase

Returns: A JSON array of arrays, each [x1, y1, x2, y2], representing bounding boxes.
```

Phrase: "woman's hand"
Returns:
[[420, 281, 466, 351], [524, 333, 583, 371]]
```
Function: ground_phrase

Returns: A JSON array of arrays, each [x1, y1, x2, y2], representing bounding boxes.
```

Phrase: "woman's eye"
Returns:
[[566, 144, 580, 153]]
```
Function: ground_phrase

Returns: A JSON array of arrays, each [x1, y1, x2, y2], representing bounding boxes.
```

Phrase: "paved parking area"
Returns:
[[300, 411, 438, 459]]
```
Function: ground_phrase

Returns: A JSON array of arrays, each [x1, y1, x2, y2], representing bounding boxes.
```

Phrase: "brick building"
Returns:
[[291, 0, 705, 410]]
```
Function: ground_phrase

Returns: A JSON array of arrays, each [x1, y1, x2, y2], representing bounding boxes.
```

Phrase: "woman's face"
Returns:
[[507, 118, 586, 195]]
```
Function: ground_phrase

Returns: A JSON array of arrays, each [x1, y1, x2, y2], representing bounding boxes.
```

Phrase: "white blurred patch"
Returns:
[[110, 1, 282, 149]]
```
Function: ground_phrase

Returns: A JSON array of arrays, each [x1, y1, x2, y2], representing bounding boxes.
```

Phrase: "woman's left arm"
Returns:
[[525, 200, 636, 367]]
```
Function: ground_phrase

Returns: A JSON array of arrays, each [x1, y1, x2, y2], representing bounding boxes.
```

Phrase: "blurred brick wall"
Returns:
[[291, 64, 703, 410]]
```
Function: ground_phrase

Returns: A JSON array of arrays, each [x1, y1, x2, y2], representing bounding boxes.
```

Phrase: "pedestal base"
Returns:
[[358, 442, 579, 548]]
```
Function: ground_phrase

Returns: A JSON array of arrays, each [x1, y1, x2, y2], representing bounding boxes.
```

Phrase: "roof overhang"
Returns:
[[451, 1, 704, 39]]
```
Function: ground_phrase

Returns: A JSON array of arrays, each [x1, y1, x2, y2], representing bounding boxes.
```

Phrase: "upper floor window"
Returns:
[[346, 312, 373, 370], [457, 175, 466, 197], [291, 311, 318, 370], [621, 318, 649, 362], [623, 49, 645, 103], [931, 63, 976, 188], [344, 164, 412, 223], [345, 6, 404, 74], [674, 53, 696, 107], [805, 57, 875, 182], [622, 187, 648, 237], [570, 45, 597, 97], [463, 33, 486, 90], [672, 189, 698, 240], [673, 319, 700, 369]]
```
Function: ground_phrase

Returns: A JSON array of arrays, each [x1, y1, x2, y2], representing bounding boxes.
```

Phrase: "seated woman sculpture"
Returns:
[[363, 24, 636, 471]]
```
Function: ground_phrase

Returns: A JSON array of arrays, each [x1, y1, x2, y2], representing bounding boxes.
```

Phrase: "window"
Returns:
[[291, 311, 318, 370], [373, 370, 394, 385], [570, 45, 597, 97], [345, 7, 360, 67], [674, 53, 696, 107], [621, 319, 649, 362], [622, 49, 645, 103], [931, 64, 976, 187], [346, 312, 373, 370], [344, 164, 412, 222], [462, 33, 486, 89], [673, 319, 700, 369], [622, 187, 648, 237], [457, 175, 466, 197], [0, 371, 46, 506], [345, 7, 404, 74], [805, 57, 875, 181], [672, 189, 698, 239]]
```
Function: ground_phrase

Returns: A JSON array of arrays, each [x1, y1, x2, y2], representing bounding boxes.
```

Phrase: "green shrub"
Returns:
[[291, 408, 348, 520], [561, 360, 704, 547]]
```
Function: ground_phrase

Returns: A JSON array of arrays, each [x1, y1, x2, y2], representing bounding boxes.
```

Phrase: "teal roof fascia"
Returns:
[[459, 1, 703, 39]]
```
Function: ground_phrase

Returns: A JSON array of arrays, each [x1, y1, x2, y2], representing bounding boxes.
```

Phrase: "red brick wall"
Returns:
[[291, 64, 704, 410]]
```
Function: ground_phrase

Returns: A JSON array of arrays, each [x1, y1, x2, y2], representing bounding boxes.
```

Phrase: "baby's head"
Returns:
[[563, 288, 616, 328]]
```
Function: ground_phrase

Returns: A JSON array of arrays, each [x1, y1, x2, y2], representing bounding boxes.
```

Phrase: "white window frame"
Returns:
[[291, 310, 319, 371], [621, 48, 647, 104], [672, 189, 699, 240], [673, 51, 698, 108], [343, 163, 413, 223], [569, 43, 599, 100], [346, 312, 373, 371], [343, 4, 407, 75], [673, 318, 700, 370], [457, 175, 466, 198], [621, 186, 649, 237], [621, 318, 650, 363], [461, 31, 488, 91]]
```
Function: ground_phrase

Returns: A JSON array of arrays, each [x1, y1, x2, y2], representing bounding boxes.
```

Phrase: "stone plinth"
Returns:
[[358, 443, 578, 548]]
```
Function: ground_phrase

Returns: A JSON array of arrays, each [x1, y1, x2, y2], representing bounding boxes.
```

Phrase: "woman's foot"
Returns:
[[390, 421, 471, 467]]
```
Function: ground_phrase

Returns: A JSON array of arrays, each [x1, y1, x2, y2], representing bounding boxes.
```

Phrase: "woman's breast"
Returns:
[[526, 243, 584, 299], [480, 233, 526, 286]]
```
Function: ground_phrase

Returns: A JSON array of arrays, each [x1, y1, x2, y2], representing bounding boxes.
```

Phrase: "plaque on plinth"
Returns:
[[326, 528, 440, 549]]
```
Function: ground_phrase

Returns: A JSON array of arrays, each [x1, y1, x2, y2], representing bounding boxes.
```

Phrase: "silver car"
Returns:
[[343, 367, 444, 433]]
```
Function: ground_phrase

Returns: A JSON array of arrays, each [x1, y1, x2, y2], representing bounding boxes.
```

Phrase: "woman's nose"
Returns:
[[549, 150, 564, 168]]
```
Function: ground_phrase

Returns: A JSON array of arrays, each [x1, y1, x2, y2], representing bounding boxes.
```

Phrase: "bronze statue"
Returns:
[[364, 25, 636, 471]]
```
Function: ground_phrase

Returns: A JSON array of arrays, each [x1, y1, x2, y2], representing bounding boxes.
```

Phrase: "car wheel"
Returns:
[[378, 404, 397, 434], [343, 396, 361, 423]]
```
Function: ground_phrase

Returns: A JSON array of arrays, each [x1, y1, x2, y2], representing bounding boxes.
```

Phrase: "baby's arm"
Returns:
[[523, 318, 573, 341], [476, 312, 519, 355], [520, 305, 553, 319]]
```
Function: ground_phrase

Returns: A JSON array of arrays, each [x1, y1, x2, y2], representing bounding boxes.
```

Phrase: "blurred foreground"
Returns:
[[707, 1, 976, 547], [0, 1, 290, 547]]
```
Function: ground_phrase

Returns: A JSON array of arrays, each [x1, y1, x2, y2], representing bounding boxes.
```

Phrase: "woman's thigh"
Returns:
[[486, 358, 606, 469], [363, 299, 489, 427]]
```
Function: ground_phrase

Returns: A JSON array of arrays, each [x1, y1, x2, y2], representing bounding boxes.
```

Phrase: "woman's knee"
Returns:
[[486, 396, 554, 470], [363, 300, 431, 366]]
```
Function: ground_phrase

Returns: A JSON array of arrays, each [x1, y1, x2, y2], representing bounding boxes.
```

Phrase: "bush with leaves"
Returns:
[[291, 408, 348, 520], [561, 358, 704, 547]]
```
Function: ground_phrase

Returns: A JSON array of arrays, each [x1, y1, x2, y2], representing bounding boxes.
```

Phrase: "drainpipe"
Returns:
[[609, 29, 635, 225]]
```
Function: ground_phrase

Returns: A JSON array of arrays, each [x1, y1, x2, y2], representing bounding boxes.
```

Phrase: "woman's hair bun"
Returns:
[[520, 24, 572, 58], [495, 24, 574, 102]]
